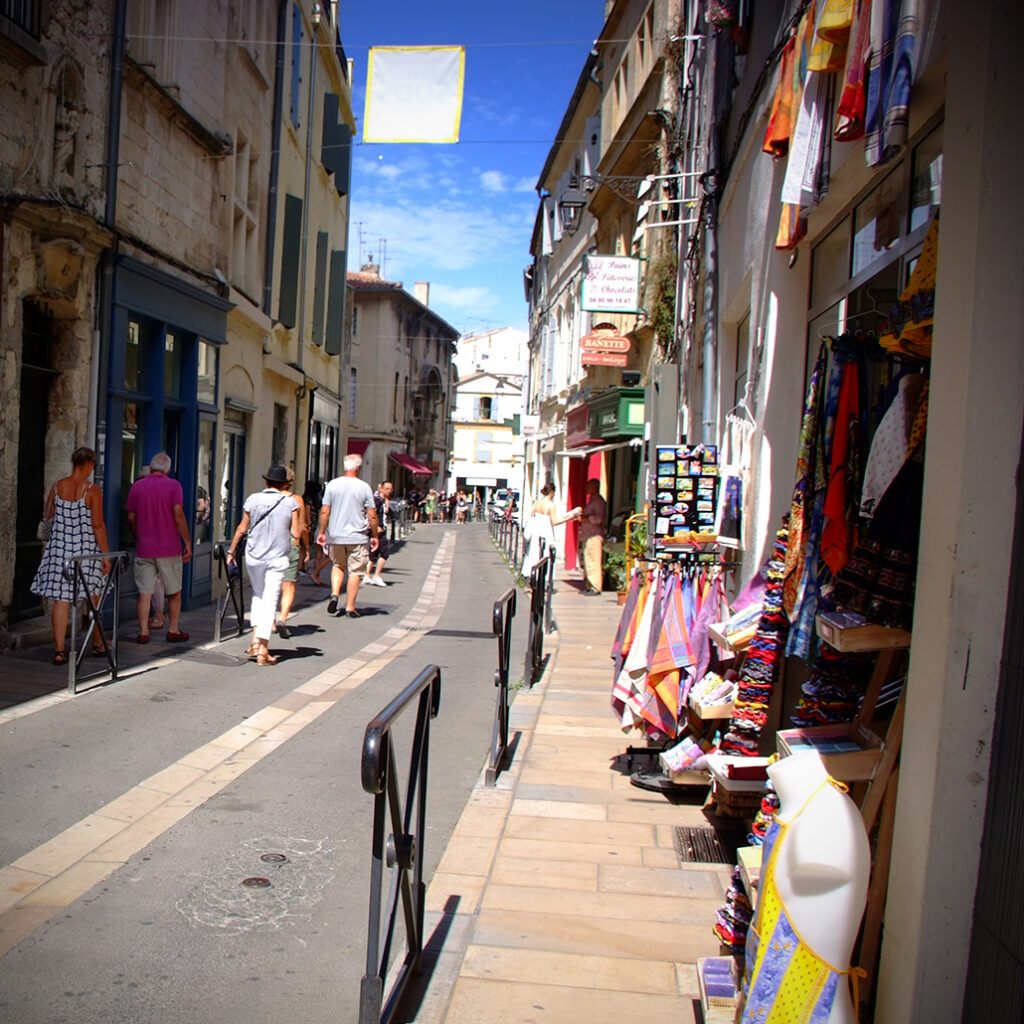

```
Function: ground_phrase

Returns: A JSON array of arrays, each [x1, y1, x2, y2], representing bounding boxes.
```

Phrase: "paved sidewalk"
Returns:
[[411, 567, 734, 1024]]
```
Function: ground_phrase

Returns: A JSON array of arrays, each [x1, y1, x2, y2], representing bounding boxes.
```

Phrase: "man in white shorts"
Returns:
[[316, 454, 379, 618]]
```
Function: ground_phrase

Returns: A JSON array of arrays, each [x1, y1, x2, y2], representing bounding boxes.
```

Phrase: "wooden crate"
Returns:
[[776, 720, 885, 782], [816, 611, 911, 652]]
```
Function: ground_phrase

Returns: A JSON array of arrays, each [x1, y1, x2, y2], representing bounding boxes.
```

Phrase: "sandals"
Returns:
[[256, 652, 279, 666], [244, 643, 260, 660], [53, 649, 68, 665]]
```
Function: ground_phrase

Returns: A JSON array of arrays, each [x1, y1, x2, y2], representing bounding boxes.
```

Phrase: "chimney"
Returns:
[[360, 261, 380, 276], [414, 281, 430, 307]]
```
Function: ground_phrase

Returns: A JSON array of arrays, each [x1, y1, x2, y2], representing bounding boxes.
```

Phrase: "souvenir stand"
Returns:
[[612, 216, 936, 1020]]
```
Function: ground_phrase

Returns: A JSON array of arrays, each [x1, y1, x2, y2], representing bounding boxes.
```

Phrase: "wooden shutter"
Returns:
[[324, 249, 347, 355], [278, 193, 302, 328]]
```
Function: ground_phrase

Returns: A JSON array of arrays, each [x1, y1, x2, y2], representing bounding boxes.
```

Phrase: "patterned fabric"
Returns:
[[834, 0, 873, 140], [864, 0, 917, 166], [821, 351, 862, 575], [763, 36, 797, 157], [880, 214, 938, 358], [740, 779, 858, 1024], [721, 523, 790, 756], [31, 495, 103, 602]]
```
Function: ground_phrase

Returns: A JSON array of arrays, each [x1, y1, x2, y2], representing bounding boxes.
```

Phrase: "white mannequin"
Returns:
[[762, 750, 871, 1024]]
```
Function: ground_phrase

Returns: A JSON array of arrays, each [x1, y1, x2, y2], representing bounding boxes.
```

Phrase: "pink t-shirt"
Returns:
[[126, 473, 185, 558]]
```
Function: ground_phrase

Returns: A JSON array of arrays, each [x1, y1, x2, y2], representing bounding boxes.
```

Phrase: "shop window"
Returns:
[[195, 417, 215, 544], [810, 216, 851, 311], [910, 123, 943, 231], [125, 319, 148, 391], [197, 340, 217, 405], [852, 167, 907, 279], [163, 331, 181, 398], [119, 401, 143, 548]]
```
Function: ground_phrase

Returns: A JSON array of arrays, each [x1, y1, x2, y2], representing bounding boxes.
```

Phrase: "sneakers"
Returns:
[[327, 596, 338, 615], [275, 621, 291, 639], [343, 609, 361, 618], [366, 576, 387, 587]]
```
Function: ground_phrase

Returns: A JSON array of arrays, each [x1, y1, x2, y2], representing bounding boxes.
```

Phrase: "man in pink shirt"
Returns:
[[126, 452, 193, 643]]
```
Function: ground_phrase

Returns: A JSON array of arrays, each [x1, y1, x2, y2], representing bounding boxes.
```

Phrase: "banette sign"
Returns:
[[580, 254, 641, 313]]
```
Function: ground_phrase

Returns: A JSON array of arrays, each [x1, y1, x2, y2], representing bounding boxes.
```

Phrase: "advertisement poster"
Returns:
[[580, 255, 641, 313]]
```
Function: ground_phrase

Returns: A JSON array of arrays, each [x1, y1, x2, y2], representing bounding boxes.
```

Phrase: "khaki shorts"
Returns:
[[134, 556, 183, 595], [330, 542, 369, 575]]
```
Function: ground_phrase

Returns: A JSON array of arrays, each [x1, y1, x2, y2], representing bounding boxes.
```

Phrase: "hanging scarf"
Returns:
[[864, 0, 917, 166], [763, 35, 798, 157], [834, 0, 872, 141], [820, 352, 862, 574]]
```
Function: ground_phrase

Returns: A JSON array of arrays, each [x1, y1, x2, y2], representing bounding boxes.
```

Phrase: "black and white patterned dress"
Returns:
[[30, 495, 103, 601]]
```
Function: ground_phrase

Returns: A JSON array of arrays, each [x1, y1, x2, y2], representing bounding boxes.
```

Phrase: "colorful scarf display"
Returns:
[[864, 0, 917, 166]]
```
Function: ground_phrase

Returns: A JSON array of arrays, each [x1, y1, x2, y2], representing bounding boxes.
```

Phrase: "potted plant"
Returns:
[[603, 542, 628, 598]]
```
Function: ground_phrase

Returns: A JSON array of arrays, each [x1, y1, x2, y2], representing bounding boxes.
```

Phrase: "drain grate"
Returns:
[[673, 826, 743, 865]]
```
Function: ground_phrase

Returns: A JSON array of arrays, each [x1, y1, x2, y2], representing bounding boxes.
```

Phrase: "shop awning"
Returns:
[[347, 438, 371, 456], [388, 451, 432, 475], [557, 438, 643, 459]]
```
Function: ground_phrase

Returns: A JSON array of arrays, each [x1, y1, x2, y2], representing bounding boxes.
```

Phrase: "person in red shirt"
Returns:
[[126, 452, 192, 643]]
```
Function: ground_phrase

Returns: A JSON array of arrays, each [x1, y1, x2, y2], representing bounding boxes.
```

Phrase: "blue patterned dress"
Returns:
[[30, 494, 103, 602]]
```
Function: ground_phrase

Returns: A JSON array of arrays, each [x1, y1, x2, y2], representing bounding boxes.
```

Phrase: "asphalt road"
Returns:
[[0, 523, 529, 1024]]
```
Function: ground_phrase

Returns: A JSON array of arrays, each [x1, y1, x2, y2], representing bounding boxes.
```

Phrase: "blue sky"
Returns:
[[338, 1, 606, 336]]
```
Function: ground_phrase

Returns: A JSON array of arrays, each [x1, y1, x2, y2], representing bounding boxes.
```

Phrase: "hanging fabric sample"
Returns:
[[834, 0, 873, 140], [879, 213, 938, 358]]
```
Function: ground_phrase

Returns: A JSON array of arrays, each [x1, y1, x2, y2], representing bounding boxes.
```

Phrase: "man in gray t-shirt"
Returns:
[[316, 454, 379, 618]]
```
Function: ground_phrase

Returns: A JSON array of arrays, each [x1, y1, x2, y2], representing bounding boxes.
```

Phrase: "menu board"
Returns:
[[651, 443, 719, 549]]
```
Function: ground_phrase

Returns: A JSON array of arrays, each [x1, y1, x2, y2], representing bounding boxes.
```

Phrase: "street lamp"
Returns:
[[558, 178, 588, 236]]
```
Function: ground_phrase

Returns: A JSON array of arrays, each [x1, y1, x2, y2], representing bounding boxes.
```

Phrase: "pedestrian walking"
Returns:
[[31, 446, 111, 665], [137, 467, 165, 628], [125, 452, 193, 643], [274, 467, 309, 638], [424, 489, 438, 523], [225, 465, 301, 665], [366, 481, 393, 586], [578, 478, 607, 595], [316, 453, 380, 618]]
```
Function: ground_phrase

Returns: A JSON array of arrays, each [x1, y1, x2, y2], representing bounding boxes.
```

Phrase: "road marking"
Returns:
[[0, 531, 458, 957]]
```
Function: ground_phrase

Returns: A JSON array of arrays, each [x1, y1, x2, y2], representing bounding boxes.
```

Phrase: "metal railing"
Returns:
[[524, 550, 551, 687], [486, 588, 517, 785], [64, 550, 131, 694], [542, 541, 556, 635], [359, 664, 442, 1024], [489, 512, 522, 569], [212, 541, 247, 642]]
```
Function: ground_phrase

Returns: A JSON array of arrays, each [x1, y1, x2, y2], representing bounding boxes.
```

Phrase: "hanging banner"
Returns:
[[581, 351, 629, 367], [363, 46, 466, 143], [581, 254, 641, 313]]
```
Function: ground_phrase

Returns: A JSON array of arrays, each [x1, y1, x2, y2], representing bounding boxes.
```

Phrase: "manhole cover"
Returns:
[[241, 877, 272, 888], [673, 826, 743, 865], [260, 853, 288, 864]]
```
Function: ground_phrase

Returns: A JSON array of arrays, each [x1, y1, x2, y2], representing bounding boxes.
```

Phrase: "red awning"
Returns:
[[388, 451, 432, 475], [347, 438, 371, 456]]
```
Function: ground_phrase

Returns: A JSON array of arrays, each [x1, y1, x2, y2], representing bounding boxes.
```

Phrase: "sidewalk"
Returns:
[[412, 567, 734, 1023]]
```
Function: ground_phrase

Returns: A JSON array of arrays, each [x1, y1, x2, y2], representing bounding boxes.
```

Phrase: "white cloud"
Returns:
[[513, 175, 537, 193], [480, 170, 507, 193], [429, 284, 500, 311]]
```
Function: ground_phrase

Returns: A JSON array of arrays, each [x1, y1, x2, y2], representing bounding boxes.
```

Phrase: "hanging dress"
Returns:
[[31, 493, 103, 603]]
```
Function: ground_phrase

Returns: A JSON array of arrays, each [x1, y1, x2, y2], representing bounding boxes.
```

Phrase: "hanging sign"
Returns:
[[581, 254, 641, 313], [581, 322, 632, 352], [581, 351, 629, 367]]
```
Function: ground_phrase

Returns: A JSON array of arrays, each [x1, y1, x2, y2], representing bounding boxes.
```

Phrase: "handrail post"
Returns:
[[213, 541, 247, 642], [544, 543, 556, 634], [486, 588, 517, 785], [64, 550, 131, 694], [359, 665, 442, 1024], [524, 551, 550, 687]]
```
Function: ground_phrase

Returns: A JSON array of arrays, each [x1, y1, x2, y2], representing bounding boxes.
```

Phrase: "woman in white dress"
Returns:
[[521, 482, 580, 579]]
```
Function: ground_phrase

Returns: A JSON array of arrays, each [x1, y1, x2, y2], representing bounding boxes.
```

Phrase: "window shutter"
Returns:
[[311, 231, 328, 346], [321, 93, 353, 197], [278, 193, 302, 328], [324, 249, 347, 355]]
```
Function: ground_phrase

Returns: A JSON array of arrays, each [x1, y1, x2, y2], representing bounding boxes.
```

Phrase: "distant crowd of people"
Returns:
[[406, 487, 484, 524]]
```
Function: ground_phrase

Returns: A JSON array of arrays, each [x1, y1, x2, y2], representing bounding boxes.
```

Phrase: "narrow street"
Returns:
[[0, 524, 524, 1024]]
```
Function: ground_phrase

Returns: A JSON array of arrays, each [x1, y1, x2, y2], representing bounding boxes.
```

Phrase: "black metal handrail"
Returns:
[[64, 550, 131, 694], [543, 542, 557, 634], [525, 551, 551, 687], [359, 664, 442, 1024], [213, 541, 247, 642], [486, 588, 517, 785]]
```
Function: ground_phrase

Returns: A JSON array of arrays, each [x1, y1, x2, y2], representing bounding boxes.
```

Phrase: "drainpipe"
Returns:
[[263, 1, 288, 317], [293, 4, 321, 473], [701, 24, 720, 445], [96, 0, 126, 506]]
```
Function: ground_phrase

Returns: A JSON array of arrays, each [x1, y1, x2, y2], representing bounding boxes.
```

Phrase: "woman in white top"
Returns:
[[521, 482, 581, 579], [226, 465, 300, 666]]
